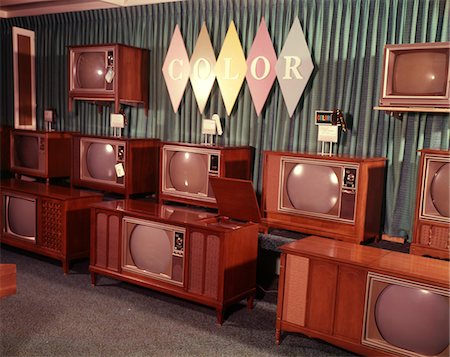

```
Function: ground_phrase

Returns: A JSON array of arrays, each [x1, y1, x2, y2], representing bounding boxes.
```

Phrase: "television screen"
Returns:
[[429, 162, 449, 217], [364, 273, 449, 356], [392, 50, 448, 96], [14, 135, 39, 170], [5, 196, 36, 240], [85, 142, 117, 182], [168, 152, 208, 195], [122, 217, 184, 285], [75, 52, 106, 89]]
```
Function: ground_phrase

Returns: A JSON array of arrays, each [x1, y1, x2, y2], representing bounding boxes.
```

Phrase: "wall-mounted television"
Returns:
[[72, 135, 160, 197], [411, 149, 449, 259], [2, 193, 36, 243], [379, 42, 450, 108], [122, 216, 185, 286], [68, 44, 149, 114], [363, 272, 449, 356], [262, 152, 386, 244], [160, 142, 254, 208], [10, 129, 72, 179]]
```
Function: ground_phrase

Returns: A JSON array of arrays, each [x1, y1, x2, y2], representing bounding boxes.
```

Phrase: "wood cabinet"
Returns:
[[0, 179, 102, 273], [276, 236, 450, 356], [89, 199, 259, 324], [410, 149, 449, 259], [68, 44, 149, 114], [262, 151, 386, 244]]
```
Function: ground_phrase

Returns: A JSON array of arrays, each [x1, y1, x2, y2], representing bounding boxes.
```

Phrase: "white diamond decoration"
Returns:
[[276, 17, 314, 117]]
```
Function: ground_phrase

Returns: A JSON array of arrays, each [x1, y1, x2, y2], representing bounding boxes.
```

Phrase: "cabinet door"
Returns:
[[94, 211, 121, 271], [333, 265, 367, 342], [305, 259, 338, 334]]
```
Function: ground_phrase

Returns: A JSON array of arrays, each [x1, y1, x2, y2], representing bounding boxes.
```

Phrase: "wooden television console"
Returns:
[[90, 178, 260, 324], [262, 151, 386, 244], [0, 179, 102, 273], [276, 236, 450, 356]]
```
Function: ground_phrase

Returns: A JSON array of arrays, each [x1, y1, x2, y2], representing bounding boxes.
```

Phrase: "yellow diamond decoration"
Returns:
[[216, 21, 247, 115]]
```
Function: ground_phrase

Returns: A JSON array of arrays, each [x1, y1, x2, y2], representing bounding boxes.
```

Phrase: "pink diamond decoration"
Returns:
[[190, 23, 216, 114], [246, 18, 277, 116], [162, 25, 190, 112], [276, 17, 314, 117]]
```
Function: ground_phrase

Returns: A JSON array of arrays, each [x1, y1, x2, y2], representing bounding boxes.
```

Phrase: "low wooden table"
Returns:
[[0, 264, 16, 298]]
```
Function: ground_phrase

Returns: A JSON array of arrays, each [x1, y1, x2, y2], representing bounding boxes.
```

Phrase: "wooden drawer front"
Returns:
[[95, 212, 120, 271], [40, 198, 63, 252], [420, 224, 450, 250], [333, 266, 367, 342], [188, 231, 220, 299], [282, 255, 309, 326], [306, 260, 338, 334]]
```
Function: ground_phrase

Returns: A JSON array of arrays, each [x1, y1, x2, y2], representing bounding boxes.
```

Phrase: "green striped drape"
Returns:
[[1, 0, 449, 239]]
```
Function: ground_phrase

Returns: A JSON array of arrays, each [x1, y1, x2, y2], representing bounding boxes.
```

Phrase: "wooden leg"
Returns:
[[246, 294, 255, 310], [90, 272, 96, 286], [275, 329, 281, 345], [216, 308, 224, 325], [62, 260, 69, 274]]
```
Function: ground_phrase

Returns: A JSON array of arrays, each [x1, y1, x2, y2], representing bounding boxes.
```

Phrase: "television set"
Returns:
[[68, 44, 149, 114], [2, 193, 36, 243], [363, 272, 449, 356], [379, 42, 450, 108], [72, 135, 159, 197], [262, 152, 386, 243], [10, 129, 72, 179], [122, 216, 185, 286], [411, 149, 449, 259], [160, 143, 254, 208]]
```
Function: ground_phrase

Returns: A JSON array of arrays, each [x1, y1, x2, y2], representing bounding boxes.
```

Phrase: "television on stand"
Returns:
[[159, 142, 255, 208], [262, 151, 386, 244], [378, 42, 450, 108], [10, 129, 73, 180], [71, 134, 160, 198], [410, 149, 449, 259]]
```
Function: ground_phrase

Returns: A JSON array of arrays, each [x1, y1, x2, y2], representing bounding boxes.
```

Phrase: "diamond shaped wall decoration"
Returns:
[[216, 21, 247, 115], [276, 17, 314, 117], [190, 23, 216, 114], [246, 18, 277, 116], [162, 25, 190, 112]]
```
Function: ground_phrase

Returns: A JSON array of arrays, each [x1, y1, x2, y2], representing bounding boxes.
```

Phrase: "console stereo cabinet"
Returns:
[[89, 178, 260, 324], [276, 236, 450, 356], [0, 179, 102, 273], [410, 149, 449, 260]]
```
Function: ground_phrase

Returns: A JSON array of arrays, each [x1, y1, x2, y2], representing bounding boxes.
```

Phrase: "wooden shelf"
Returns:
[[374, 106, 450, 114]]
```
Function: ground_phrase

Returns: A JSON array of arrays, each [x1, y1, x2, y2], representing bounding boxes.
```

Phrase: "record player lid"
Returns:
[[209, 176, 261, 223]]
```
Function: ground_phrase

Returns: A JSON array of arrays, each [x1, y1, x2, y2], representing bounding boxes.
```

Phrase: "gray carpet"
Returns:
[[0, 246, 356, 357]]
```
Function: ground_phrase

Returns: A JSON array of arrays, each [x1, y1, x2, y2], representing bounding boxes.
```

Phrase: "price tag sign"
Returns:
[[44, 110, 53, 122], [318, 125, 338, 143], [110, 114, 124, 128], [202, 119, 216, 135], [115, 163, 125, 177]]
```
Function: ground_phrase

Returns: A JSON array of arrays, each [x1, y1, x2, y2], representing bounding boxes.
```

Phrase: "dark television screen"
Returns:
[[14, 135, 39, 169], [168, 152, 208, 194], [129, 225, 171, 276], [76, 52, 105, 89], [430, 162, 449, 217], [7, 196, 36, 238], [286, 163, 340, 214], [86, 143, 116, 181], [374, 284, 449, 355], [392, 50, 448, 96]]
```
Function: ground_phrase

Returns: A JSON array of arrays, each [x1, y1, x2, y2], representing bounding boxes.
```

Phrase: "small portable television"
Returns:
[[2, 192, 36, 243], [10, 129, 72, 179], [379, 42, 450, 107], [363, 272, 449, 356], [262, 151, 386, 243], [72, 134, 160, 197], [160, 142, 254, 207]]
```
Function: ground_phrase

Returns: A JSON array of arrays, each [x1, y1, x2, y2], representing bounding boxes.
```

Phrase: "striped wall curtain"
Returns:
[[1, 0, 449, 239]]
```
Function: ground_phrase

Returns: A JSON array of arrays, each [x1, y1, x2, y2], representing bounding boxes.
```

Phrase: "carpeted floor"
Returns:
[[0, 245, 356, 357]]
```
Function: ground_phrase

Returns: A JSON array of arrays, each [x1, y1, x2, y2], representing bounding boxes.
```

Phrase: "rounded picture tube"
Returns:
[[76, 52, 106, 89], [168, 151, 208, 194], [430, 162, 449, 217], [86, 143, 116, 181]]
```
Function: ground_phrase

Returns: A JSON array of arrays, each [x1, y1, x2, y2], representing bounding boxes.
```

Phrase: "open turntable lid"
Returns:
[[209, 176, 261, 223]]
